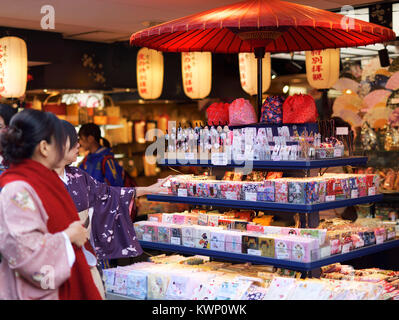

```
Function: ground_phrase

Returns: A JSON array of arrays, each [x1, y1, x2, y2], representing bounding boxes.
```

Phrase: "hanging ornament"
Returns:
[[305, 48, 340, 89], [136, 47, 164, 100]]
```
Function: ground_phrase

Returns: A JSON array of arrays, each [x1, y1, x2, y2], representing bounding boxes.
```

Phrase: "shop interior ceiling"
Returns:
[[1, 0, 398, 96]]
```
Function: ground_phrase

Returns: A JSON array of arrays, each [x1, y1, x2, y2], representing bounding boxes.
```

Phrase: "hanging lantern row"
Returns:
[[0, 36, 28, 98], [136, 47, 340, 100]]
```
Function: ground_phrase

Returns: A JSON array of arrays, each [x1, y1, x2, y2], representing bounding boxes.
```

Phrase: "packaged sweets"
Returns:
[[274, 237, 292, 260], [148, 213, 162, 222], [225, 231, 243, 253], [257, 181, 275, 202], [162, 213, 174, 224], [198, 213, 209, 226], [357, 176, 368, 197], [133, 221, 146, 240], [173, 213, 186, 225], [207, 214, 220, 227], [241, 183, 259, 201], [143, 224, 159, 242], [158, 226, 171, 244], [218, 218, 235, 230], [259, 237, 275, 258], [275, 180, 288, 203], [184, 214, 199, 225], [305, 181, 318, 204], [290, 237, 319, 262], [194, 226, 211, 249], [233, 220, 249, 232], [182, 226, 195, 247], [210, 230, 227, 251], [288, 181, 306, 204], [247, 224, 265, 233], [220, 182, 242, 200], [170, 225, 183, 245], [242, 235, 260, 255]]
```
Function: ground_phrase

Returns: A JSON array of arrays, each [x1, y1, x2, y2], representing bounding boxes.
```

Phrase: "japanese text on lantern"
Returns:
[[137, 52, 149, 95], [0, 44, 7, 94], [311, 50, 324, 82], [183, 53, 194, 93], [239, 54, 247, 87]]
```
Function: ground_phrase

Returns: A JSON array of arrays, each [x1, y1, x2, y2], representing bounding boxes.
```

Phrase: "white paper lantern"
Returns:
[[136, 48, 164, 100], [0, 37, 28, 98], [238, 52, 271, 96], [306, 48, 340, 89], [181, 52, 212, 99]]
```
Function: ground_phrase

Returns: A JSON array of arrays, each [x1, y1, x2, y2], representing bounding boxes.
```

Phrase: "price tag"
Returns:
[[247, 249, 261, 256], [225, 191, 238, 200], [211, 153, 228, 165], [334, 148, 342, 157], [326, 195, 335, 202], [178, 189, 188, 197], [368, 187, 376, 196], [341, 243, 352, 254], [148, 217, 159, 222], [171, 237, 181, 245], [183, 240, 194, 248], [245, 192, 257, 202], [354, 239, 364, 248], [320, 246, 331, 258], [351, 190, 359, 199], [143, 233, 152, 242], [185, 153, 195, 160], [336, 127, 349, 135], [376, 235, 384, 245]]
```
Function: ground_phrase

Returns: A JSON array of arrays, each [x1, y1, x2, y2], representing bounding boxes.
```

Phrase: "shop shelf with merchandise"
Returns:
[[138, 239, 399, 272]]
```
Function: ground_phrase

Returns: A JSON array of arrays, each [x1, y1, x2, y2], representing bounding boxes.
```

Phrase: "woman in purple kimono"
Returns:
[[54, 120, 167, 266]]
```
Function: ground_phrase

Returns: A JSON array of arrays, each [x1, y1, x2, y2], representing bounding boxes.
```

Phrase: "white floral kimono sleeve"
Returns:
[[0, 181, 71, 300]]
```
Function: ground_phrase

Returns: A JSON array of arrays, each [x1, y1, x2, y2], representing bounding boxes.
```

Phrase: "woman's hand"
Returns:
[[135, 176, 171, 197], [64, 221, 88, 247]]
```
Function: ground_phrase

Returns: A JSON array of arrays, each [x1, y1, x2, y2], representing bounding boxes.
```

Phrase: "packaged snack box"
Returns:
[[257, 181, 275, 202], [242, 234, 260, 255], [275, 180, 288, 203], [158, 226, 171, 244], [259, 237, 275, 257], [225, 231, 243, 253]]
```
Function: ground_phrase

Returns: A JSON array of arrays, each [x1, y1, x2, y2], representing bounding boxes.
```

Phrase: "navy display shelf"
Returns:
[[159, 156, 368, 170], [139, 239, 399, 272], [146, 194, 383, 213]]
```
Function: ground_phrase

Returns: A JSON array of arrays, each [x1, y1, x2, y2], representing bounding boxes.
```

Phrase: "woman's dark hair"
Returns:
[[61, 120, 79, 150], [0, 109, 65, 165], [78, 122, 111, 148], [0, 103, 17, 126]]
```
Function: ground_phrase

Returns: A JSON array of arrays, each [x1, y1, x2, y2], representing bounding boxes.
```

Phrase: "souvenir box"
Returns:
[[187, 182, 199, 197], [325, 178, 336, 202], [317, 180, 327, 203], [184, 214, 199, 225], [103, 269, 116, 292], [220, 182, 242, 200], [348, 176, 359, 198], [182, 226, 195, 247], [207, 214, 220, 227], [242, 234, 260, 254], [274, 180, 288, 203], [241, 183, 259, 201], [233, 220, 249, 232], [257, 181, 275, 202], [218, 218, 235, 230], [126, 270, 148, 299], [288, 181, 306, 204], [305, 181, 319, 204], [259, 237, 275, 258], [173, 213, 186, 225], [290, 237, 319, 262], [133, 221, 146, 240], [148, 213, 162, 222], [170, 225, 182, 245], [158, 226, 171, 244], [198, 213, 209, 226], [357, 175, 368, 197], [194, 226, 211, 249], [274, 237, 292, 260], [247, 224, 265, 233], [225, 231, 243, 254], [114, 270, 129, 295], [162, 213, 174, 224], [143, 224, 159, 242], [210, 230, 226, 251]]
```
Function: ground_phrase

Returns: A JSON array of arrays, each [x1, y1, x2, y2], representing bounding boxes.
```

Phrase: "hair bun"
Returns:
[[0, 125, 30, 164]]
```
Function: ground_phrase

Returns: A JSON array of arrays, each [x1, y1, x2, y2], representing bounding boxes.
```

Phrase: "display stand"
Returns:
[[142, 153, 395, 276]]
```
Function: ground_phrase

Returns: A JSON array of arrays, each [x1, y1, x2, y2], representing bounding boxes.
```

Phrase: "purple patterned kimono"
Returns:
[[63, 166, 143, 260]]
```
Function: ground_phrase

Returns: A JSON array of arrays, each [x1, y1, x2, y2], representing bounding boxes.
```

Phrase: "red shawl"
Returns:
[[0, 159, 102, 300]]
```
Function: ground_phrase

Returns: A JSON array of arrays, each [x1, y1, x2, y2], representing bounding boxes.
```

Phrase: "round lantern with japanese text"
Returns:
[[305, 48, 340, 89], [181, 52, 212, 99], [0, 37, 28, 98], [136, 47, 164, 100], [238, 52, 271, 96]]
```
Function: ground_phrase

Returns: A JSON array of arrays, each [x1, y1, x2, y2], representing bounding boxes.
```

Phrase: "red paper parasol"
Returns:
[[130, 0, 396, 112]]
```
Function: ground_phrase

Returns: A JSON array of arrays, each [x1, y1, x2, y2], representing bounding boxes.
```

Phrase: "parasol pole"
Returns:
[[254, 47, 266, 121]]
